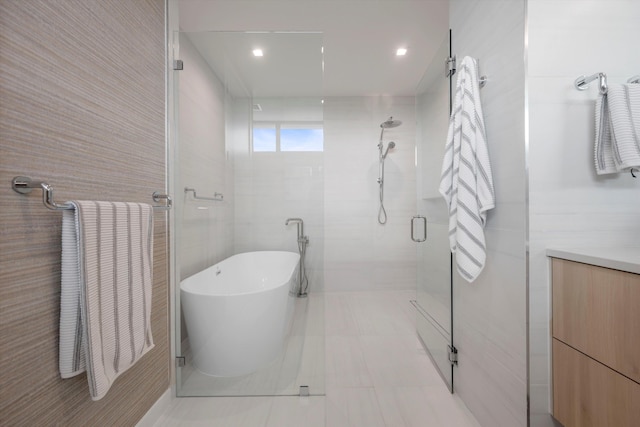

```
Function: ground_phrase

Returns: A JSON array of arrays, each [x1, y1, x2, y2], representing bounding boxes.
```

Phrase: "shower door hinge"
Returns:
[[176, 356, 186, 368], [299, 385, 310, 397], [445, 55, 456, 78], [448, 345, 458, 366], [173, 59, 184, 71]]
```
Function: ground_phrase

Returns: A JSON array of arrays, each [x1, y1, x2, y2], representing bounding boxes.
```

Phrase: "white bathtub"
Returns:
[[180, 251, 299, 377]]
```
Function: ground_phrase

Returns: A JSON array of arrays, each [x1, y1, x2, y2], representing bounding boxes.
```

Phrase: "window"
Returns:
[[252, 122, 323, 152], [281, 125, 323, 152], [252, 125, 277, 152]]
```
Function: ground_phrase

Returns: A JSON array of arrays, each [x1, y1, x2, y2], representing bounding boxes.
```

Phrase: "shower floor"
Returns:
[[157, 290, 480, 426]]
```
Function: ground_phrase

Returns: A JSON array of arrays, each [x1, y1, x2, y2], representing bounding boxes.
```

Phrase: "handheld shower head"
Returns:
[[383, 141, 396, 159]]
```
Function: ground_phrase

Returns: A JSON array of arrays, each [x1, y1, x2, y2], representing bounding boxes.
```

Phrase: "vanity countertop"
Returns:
[[547, 247, 640, 275]]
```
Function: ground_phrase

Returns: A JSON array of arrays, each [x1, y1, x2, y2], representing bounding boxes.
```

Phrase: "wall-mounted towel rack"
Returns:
[[575, 72, 608, 94], [476, 58, 488, 88], [184, 187, 224, 202], [575, 73, 640, 94], [11, 176, 172, 210], [445, 55, 487, 88]]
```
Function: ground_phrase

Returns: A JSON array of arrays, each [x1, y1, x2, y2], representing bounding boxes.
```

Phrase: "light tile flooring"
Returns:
[[155, 291, 480, 427]]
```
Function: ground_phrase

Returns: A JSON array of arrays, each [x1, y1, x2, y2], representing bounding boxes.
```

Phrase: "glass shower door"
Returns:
[[173, 30, 325, 398], [413, 31, 454, 391]]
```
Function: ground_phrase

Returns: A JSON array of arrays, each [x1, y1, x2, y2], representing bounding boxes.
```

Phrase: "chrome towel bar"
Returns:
[[11, 176, 172, 211], [575, 72, 608, 94], [184, 187, 223, 202]]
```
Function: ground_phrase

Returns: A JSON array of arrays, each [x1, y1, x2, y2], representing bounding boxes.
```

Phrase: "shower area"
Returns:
[[171, 30, 326, 397]]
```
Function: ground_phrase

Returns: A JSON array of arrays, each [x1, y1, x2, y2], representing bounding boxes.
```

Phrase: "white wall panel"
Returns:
[[323, 96, 417, 292], [179, 35, 236, 280], [450, 1, 528, 426], [528, 2, 640, 425]]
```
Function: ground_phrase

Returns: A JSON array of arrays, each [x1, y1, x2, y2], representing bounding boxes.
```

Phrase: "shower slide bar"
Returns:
[[11, 176, 173, 210], [574, 73, 640, 94], [184, 187, 223, 202]]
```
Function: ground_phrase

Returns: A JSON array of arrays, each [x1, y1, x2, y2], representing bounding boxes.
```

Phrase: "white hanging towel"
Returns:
[[439, 56, 495, 283], [594, 83, 640, 174], [59, 201, 154, 401]]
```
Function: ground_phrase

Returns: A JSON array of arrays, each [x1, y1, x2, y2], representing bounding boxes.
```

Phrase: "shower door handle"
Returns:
[[411, 215, 427, 243]]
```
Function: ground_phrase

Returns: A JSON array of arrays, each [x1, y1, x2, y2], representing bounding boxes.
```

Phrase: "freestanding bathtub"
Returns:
[[180, 251, 300, 377]]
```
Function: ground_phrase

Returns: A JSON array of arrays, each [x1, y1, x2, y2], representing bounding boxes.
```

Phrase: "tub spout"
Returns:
[[285, 218, 304, 240]]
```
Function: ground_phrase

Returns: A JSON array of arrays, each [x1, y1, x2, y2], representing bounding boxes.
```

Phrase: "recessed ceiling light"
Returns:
[[396, 48, 408, 56], [252, 48, 264, 57]]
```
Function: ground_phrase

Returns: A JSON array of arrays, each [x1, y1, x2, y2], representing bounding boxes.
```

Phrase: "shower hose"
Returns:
[[378, 160, 388, 224], [298, 237, 309, 295]]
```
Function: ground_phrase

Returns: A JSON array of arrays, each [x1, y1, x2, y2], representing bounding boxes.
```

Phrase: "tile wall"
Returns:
[[232, 95, 418, 294], [450, 1, 528, 426], [178, 35, 235, 281], [527, 1, 640, 425], [323, 96, 417, 292], [233, 97, 325, 291]]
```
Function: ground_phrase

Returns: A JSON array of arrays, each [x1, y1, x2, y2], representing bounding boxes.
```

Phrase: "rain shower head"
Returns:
[[379, 116, 402, 146], [380, 117, 402, 128]]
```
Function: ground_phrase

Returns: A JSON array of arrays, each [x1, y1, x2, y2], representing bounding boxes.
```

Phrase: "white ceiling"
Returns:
[[179, 0, 449, 97]]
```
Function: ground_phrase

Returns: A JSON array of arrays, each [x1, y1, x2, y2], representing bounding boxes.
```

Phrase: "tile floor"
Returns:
[[155, 291, 480, 427]]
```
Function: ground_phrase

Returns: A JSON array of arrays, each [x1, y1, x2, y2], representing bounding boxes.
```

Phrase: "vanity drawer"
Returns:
[[552, 258, 640, 383], [553, 339, 640, 427]]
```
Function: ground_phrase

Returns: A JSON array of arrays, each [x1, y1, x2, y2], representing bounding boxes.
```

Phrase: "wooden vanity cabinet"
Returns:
[[551, 258, 640, 427]]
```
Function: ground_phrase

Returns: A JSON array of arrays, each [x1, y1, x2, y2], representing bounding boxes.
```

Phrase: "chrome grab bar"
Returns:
[[184, 187, 223, 202], [411, 215, 427, 243], [11, 176, 172, 211]]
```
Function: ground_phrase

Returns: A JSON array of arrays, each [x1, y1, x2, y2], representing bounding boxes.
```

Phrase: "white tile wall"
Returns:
[[323, 96, 417, 292], [233, 95, 418, 294], [178, 35, 236, 281], [450, 1, 528, 426], [233, 97, 325, 291], [528, 1, 640, 425]]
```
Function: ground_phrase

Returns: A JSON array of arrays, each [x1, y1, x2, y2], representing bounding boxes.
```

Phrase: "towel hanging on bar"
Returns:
[[439, 56, 495, 283], [594, 83, 640, 175], [59, 201, 154, 400]]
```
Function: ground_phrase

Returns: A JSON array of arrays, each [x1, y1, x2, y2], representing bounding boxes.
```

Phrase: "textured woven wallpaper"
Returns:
[[0, 1, 169, 425]]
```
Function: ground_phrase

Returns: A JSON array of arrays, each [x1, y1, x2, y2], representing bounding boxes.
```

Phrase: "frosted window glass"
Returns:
[[253, 126, 276, 152], [281, 127, 323, 152]]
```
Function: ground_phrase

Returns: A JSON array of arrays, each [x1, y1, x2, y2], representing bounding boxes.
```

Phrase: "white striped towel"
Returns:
[[60, 201, 154, 401], [595, 84, 640, 174], [439, 56, 495, 283]]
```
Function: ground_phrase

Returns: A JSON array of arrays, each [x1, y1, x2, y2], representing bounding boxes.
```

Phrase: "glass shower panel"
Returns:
[[414, 31, 454, 391], [174, 31, 325, 397]]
